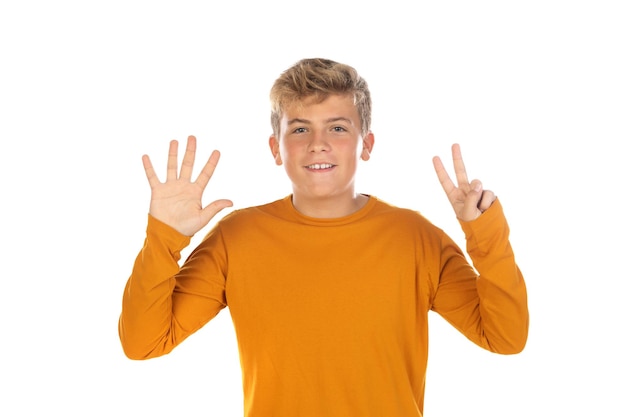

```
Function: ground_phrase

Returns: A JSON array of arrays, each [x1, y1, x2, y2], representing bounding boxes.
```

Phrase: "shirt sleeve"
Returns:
[[118, 215, 228, 360], [431, 199, 529, 354]]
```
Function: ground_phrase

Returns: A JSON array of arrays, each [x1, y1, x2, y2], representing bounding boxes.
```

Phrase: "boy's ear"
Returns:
[[269, 135, 283, 165], [360, 132, 375, 161]]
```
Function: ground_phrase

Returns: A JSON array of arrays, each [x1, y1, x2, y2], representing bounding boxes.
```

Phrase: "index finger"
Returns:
[[451, 143, 469, 186], [195, 150, 222, 190]]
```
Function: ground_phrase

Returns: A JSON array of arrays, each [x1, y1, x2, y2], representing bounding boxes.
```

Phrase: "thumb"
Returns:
[[462, 180, 484, 220], [200, 199, 234, 224]]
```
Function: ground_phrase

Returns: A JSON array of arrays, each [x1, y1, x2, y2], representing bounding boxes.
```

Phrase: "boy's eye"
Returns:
[[332, 126, 347, 132], [293, 127, 307, 133]]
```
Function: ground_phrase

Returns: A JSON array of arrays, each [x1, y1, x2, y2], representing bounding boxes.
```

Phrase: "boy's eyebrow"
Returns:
[[287, 117, 354, 125], [326, 116, 354, 125], [287, 118, 310, 125]]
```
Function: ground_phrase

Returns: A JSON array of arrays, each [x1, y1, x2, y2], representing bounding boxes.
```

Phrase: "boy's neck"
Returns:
[[291, 193, 369, 219]]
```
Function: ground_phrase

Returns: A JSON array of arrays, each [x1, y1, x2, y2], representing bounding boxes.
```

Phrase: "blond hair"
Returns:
[[270, 58, 372, 137]]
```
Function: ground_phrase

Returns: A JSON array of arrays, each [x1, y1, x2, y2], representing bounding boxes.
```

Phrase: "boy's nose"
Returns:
[[308, 133, 329, 152]]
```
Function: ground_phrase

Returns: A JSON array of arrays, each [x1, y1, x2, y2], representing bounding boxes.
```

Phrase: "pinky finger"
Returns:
[[142, 154, 160, 187], [478, 190, 497, 212]]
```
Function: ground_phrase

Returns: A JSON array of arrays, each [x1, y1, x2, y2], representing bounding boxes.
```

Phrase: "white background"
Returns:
[[1, 1, 624, 416]]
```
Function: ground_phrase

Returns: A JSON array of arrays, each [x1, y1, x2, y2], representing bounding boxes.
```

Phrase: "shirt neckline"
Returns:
[[279, 194, 378, 226]]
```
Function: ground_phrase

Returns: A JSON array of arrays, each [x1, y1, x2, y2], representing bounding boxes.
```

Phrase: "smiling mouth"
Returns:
[[305, 163, 336, 170]]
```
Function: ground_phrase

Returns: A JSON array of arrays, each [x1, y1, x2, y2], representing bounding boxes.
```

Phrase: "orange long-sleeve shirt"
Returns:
[[119, 195, 528, 416]]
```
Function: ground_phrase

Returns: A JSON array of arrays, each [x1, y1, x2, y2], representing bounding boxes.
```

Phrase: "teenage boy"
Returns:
[[119, 58, 528, 417]]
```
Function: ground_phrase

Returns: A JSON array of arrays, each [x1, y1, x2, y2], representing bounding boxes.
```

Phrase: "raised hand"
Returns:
[[432, 143, 496, 221], [142, 135, 233, 236]]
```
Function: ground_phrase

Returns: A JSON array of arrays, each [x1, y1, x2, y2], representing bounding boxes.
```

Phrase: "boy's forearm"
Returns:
[[461, 199, 529, 354], [118, 215, 191, 360], [476, 264, 528, 354]]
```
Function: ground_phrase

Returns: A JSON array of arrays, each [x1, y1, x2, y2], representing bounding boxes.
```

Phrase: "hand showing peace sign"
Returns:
[[432, 144, 496, 222]]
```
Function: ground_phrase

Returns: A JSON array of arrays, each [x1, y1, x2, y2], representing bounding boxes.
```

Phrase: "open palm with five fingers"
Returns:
[[142, 135, 233, 236], [432, 143, 496, 222]]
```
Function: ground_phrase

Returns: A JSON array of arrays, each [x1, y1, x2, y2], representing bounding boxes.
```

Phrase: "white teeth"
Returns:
[[307, 163, 334, 170]]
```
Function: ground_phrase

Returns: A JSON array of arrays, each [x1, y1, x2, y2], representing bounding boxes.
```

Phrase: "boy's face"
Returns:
[[269, 94, 374, 205]]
